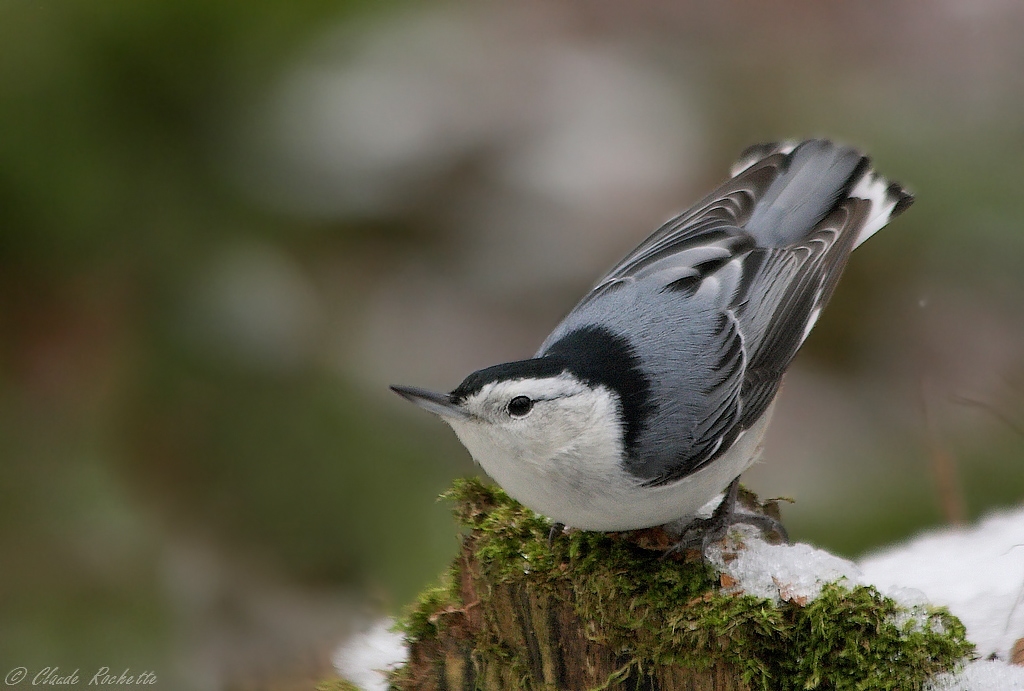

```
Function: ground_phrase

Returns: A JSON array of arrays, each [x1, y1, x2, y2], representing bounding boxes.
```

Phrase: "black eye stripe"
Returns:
[[507, 396, 534, 418]]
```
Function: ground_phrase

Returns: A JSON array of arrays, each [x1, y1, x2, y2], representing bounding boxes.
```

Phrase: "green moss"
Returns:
[[395, 571, 460, 644], [396, 478, 974, 690], [446, 477, 714, 590]]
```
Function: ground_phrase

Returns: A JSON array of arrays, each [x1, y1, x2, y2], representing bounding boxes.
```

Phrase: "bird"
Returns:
[[391, 139, 913, 546]]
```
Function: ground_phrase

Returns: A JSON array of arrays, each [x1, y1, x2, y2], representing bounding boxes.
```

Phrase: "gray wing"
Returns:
[[541, 140, 911, 485], [638, 197, 872, 485], [570, 147, 791, 313]]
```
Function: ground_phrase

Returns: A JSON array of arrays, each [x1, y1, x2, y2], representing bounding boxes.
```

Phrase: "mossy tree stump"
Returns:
[[403, 535, 746, 690], [388, 480, 972, 691]]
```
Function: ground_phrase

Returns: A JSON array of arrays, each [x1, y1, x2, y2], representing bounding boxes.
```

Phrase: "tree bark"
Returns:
[[399, 537, 749, 691]]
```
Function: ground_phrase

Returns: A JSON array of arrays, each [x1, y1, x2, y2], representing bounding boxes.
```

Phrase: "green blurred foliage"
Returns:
[[0, 0, 466, 677], [787, 427, 1024, 558], [125, 341, 464, 590], [0, 0, 385, 275]]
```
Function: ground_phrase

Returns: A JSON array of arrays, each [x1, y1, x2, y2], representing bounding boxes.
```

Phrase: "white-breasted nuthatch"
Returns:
[[392, 140, 912, 541]]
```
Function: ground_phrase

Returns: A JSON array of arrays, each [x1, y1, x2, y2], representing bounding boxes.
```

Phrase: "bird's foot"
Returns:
[[664, 477, 789, 560], [547, 522, 566, 547]]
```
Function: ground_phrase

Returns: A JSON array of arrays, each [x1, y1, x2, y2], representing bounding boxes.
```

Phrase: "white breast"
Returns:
[[449, 387, 777, 531]]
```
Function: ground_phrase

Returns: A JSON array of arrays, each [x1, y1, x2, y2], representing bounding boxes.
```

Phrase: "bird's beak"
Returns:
[[389, 385, 472, 420]]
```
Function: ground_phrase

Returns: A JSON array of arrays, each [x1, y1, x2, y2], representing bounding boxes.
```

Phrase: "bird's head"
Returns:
[[391, 358, 624, 473]]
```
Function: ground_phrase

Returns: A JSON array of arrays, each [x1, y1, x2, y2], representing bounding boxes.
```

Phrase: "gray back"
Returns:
[[537, 140, 906, 484]]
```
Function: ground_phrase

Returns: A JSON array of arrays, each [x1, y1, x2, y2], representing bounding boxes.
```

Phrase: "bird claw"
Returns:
[[663, 477, 789, 560], [547, 522, 566, 547]]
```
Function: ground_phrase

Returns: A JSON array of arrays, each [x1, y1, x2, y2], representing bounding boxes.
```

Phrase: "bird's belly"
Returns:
[[475, 400, 775, 531]]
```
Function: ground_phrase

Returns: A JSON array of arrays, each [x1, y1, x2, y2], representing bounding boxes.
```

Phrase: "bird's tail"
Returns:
[[733, 139, 913, 249]]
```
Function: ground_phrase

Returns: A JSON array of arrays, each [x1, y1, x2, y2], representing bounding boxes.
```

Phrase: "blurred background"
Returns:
[[2, 0, 1023, 688]]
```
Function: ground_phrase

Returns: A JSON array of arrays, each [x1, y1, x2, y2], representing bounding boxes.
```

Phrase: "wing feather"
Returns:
[[548, 140, 910, 486], [598, 157, 787, 283], [641, 196, 872, 486]]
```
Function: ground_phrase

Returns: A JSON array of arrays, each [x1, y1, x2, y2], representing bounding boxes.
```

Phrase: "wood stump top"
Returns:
[[385, 479, 972, 691]]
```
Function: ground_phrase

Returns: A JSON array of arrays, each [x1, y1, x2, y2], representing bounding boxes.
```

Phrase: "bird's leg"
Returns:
[[684, 476, 741, 554], [548, 522, 566, 547], [667, 476, 789, 559]]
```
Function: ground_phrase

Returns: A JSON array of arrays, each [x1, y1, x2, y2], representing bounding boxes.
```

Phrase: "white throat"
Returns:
[[445, 376, 627, 523]]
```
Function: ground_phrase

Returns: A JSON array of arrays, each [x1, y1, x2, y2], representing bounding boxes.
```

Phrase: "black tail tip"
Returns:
[[887, 181, 915, 217]]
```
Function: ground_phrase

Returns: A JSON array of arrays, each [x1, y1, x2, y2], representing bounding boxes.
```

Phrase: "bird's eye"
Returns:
[[507, 396, 534, 418]]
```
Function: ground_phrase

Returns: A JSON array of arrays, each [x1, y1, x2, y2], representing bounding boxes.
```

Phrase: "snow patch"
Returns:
[[926, 660, 1024, 691], [859, 507, 1024, 660], [333, 619, 407, 691], [708, 528, 861, 604]]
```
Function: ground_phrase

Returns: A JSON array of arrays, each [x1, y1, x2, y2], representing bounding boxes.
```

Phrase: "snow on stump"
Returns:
[[385, 479, 972, 691]]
